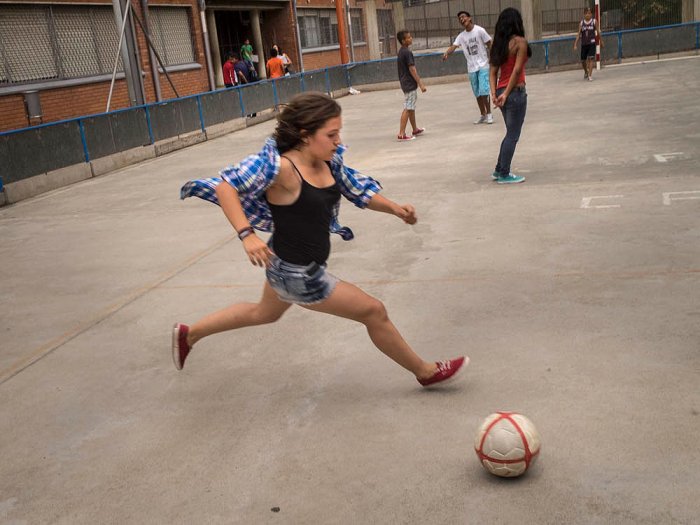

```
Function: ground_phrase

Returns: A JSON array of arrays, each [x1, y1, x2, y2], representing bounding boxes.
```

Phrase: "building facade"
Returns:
[[0, 0, 400, 132]]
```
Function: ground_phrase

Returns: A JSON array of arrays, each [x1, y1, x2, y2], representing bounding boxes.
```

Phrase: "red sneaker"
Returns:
[[172, 323, 191, 370], [412, 128, 426, 136], [417, 356, 469, 387], [397, 134, 415, 142]]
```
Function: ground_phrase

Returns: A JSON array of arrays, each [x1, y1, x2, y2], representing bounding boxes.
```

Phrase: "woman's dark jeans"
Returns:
[[495, 87, 527, 176]]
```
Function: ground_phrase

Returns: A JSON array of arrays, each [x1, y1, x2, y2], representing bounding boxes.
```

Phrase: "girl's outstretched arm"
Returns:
[[367, 193, 417, 225]]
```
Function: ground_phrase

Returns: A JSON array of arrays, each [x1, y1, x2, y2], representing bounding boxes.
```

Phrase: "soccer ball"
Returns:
[[474, 412, 541, 478]]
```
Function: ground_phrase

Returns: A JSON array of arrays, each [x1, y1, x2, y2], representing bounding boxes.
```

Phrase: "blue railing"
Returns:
[[1, 21, 698, 192]]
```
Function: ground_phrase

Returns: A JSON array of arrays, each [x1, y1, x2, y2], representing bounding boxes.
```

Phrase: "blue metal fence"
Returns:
[[1, 22, 698, 189]]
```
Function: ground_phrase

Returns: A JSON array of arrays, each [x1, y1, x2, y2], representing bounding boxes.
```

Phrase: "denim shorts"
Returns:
[[265, 256, 339, 305]]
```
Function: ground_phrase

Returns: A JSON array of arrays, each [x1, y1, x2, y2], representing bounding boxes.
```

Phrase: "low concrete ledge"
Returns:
[[4, 163, 92, 204], [90, 145, 156, 177], [154, 130, 207, 157], [205, 118, 246, 140]]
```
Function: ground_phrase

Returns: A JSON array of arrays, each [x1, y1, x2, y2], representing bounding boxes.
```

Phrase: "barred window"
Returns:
[[350, 9, 365, 43], [149, 6, 196, 66], [300, 13, 321, 49], [299, 8, 365, 50], [0, 4, 122, 85], [0, 4, 196, 87]]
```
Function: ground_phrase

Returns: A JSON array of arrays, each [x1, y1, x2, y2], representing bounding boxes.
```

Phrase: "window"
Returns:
[[299, 8, 365, 50], [0, 5, 121, 85], [350, 9, 365, 43], [150, 6, 196, 66], [299, 9, 338, 49], [0, 4, 196, 86]]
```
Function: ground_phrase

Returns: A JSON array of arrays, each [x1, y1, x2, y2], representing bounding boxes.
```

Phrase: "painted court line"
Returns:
[[0, 234, 235, 386]]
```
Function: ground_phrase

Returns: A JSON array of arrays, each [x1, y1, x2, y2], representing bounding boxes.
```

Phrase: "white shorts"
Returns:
[[403, 89, 418, 110]]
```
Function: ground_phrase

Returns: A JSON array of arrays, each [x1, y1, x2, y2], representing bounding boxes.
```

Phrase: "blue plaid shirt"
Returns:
[[180, 137, 382, 241]]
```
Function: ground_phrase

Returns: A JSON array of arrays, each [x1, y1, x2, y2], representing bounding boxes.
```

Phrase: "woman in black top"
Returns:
[[173, 93, 467, 388]]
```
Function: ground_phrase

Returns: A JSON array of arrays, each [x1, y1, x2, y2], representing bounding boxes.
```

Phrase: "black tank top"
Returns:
[[268, 157, 341, 265], [581, 19, 596, 44]]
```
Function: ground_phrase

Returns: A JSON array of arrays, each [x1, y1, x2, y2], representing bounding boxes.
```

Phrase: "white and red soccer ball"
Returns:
[[474, 412, 541, 477]]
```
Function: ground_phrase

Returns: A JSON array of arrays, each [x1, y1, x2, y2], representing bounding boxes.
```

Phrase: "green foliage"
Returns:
[[604, 0, 682, 29]]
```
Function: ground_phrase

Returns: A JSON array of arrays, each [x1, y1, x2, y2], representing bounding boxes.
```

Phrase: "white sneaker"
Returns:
[[486, 113, 493, 124], [473, 115, 486, 124]]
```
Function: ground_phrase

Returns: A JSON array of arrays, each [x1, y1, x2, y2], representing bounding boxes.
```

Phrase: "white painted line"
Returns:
[[581, 195, 624, 209], [663, 191, 700, 206], [654, 152, 684, 163]]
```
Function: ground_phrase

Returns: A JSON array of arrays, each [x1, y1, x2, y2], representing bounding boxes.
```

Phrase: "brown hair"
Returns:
[[273, 92, 341, 153]]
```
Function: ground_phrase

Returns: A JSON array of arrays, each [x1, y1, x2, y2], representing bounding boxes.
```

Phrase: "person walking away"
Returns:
[[573, 7, 602, 81], [273, 44, 293, 74], [396, 30, 426, 142], [233, 53, 250, 84], [442, 11, 493, 124], [489, 8, 531, 184], [266, 48, 286, 79], [222, 53, 237, 88], [175, 93, 468, 388]]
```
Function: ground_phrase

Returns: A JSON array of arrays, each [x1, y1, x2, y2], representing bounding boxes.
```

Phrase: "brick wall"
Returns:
[[302, 46, 370, 71], [292, 0, 373, 71], [1, 0, 390, 131], [0, 0, 210, 132]]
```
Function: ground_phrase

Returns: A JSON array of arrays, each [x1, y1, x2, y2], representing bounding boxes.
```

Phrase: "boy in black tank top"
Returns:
[[574, 7, 602, 81], [175, 93, 468, 389]]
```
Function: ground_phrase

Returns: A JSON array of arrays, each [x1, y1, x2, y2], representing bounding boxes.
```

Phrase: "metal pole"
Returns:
[[121, 0, 146, 104], [424, 3, 428, 49], [595, 0, 601, 70], [130, 10, 180, 97], [292, 0, 305, 72], [335, 0, 349, 63], [446, 0, 451, 43], [141, 0, 161, 101], [345, 0, 355, 62], [107, 0, 132, 112], [198, 0, 216, 91]]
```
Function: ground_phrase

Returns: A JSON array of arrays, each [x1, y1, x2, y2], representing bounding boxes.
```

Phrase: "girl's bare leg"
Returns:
[[188, 282, 292, 346], [303, 281, 437, 380]]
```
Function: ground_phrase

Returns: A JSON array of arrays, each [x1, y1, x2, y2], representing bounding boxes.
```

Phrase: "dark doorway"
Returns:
[[214, 10, 253, 63]]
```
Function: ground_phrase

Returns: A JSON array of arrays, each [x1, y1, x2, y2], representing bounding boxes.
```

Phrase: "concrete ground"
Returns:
[[1, 56, 699, 524]]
